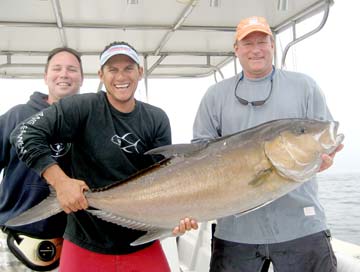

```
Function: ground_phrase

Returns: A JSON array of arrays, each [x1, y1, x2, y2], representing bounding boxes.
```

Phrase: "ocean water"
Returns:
[[318, 171, 360, 246]]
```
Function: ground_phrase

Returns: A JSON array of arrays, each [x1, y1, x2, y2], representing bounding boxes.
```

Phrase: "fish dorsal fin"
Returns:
[[145, 142, 209, 158], [93, 142, 211, 192], [91, 157, 171, 192]]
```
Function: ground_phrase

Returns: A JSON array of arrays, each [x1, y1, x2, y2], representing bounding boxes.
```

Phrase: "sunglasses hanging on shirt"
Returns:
[[234, 67, 275, 106]]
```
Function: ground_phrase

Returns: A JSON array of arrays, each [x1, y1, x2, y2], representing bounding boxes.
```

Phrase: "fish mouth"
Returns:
[[332, 121, 339, 139], [324, 121, 344, 153], [264, 120, 344, 183], [334, 134, 344, 150]]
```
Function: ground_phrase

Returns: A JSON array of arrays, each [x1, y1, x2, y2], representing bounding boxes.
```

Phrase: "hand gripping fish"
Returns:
[[6, 118, 344, 246]]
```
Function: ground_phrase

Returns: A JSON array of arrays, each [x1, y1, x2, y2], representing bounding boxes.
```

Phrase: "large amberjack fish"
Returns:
[[6, 118, 344, 246]]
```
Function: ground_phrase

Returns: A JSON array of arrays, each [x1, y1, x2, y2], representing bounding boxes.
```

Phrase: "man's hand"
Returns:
[[172, 218, 199, 236], [54, 177, 89, 214], [319, 144, 344, 172], [43, 164, 89, 213]]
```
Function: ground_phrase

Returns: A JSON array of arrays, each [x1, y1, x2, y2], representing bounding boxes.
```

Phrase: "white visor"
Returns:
[[100, 44, 140, 66]]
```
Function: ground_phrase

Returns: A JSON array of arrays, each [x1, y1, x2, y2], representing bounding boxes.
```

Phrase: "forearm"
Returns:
[[9, 111, 56, 174], [42, 164, 69, 189]]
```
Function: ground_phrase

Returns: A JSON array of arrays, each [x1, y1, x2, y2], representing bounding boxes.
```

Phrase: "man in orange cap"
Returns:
[[193, 16, 342, 272]]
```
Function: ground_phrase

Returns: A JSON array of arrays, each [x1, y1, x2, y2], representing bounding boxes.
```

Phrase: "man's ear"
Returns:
[[233, 42, 240, 58], [98, 69, 104, 82], [138, 66, 144, 80], [44, 72, 48, 85], [270, 37, 275, 50]]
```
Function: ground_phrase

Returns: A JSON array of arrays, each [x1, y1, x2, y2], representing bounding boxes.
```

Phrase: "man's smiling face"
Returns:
[[99, 54, 143, 113], [44, 51, 83, 103]]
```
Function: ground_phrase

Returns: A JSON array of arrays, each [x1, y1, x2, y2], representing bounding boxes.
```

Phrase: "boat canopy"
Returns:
[[0, 0, 333, 79]]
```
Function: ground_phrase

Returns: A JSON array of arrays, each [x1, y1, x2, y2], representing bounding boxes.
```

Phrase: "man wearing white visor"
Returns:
[[9, 41, 198, 271]]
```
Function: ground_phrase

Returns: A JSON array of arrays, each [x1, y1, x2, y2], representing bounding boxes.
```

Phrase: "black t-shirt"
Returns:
[[11, 91, 172, 254]]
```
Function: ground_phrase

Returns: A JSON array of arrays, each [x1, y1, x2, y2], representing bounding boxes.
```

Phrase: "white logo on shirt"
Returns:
[[111, 133, 141, 154], [50, 143, 71, 158]]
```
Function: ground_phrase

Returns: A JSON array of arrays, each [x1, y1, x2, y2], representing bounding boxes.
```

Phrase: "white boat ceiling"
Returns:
[[0, 0, 333, 79]]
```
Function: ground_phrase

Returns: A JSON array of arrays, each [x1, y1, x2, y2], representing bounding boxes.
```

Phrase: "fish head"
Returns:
[[264, 119, 344, 182]]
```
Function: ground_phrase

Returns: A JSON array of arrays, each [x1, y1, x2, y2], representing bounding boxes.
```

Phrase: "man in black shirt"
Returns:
[[10, 41, 197, 271]]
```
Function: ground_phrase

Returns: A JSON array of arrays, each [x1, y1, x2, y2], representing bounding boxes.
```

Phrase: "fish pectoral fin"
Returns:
[[145, 142, 209, 158], [248, 168, 273, 186], [131, 229, 173, 246]]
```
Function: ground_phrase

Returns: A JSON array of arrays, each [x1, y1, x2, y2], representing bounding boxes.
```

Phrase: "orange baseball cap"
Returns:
[[235, 16, 273, 41]]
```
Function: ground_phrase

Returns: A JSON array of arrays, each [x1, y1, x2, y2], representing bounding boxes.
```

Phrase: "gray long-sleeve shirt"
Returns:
[[193, 68, 333, 244]]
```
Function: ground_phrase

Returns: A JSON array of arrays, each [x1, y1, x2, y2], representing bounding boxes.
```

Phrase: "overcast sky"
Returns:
[[0, 0, 358, 174], [292, 0, 360, 174]]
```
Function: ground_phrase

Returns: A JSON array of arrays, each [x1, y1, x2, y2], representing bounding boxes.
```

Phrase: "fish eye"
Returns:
[[299, 127, 306, 134]]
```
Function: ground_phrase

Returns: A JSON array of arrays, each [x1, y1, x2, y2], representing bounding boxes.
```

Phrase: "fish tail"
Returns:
[[5, 192, 62, 227]]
